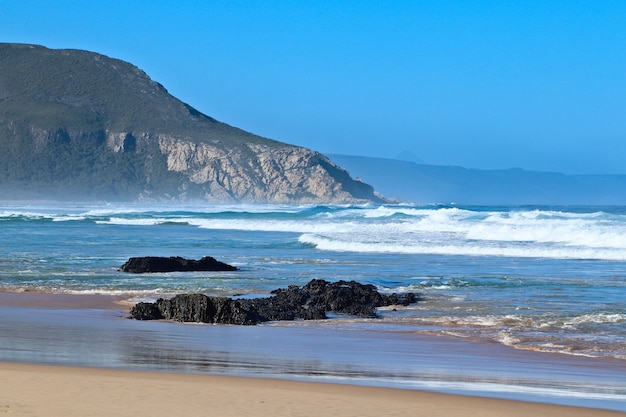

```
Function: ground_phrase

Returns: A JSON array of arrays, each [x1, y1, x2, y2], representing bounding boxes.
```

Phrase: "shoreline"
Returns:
[[0, 290, 133, 310], [1, 361, 624, 417], [2, 291, 626, 414]]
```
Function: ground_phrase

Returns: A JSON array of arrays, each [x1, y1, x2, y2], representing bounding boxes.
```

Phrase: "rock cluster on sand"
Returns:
[[120, 256, 237, 273], [129, 279, 417, 325]]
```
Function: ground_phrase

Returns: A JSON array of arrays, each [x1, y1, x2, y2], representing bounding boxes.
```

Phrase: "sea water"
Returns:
[[1, 202, 625, 409]]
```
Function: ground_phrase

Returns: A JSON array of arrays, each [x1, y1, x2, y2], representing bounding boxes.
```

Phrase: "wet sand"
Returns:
[[1, 291, 625, 415], [1, 361, 624, 417], [0, 291, 132, 310]]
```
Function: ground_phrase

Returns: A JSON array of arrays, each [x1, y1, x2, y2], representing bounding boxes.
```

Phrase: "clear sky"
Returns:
[[1, 0, 625, 174]]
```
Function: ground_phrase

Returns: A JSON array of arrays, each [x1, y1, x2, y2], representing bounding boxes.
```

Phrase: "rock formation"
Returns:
[[120, 256, 237, 273], [129, 279, 418, 325]]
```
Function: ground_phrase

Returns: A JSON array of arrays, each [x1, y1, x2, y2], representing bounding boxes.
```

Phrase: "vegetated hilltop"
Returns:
[[0, 43, 380, 203]]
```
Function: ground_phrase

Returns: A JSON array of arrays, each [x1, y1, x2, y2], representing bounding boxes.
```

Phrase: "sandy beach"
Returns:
[[1, 291, 625, 416], [0, 291, 132, 310], [2, 361, 624, 417]]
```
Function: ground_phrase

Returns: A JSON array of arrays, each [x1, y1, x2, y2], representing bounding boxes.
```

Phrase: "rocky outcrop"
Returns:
[[129, 279, 418, 325], [120, 256, 237, 273], [157, 136, 377, 203]]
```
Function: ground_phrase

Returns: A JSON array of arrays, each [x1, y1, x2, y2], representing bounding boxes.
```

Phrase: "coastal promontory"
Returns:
[[0, 43, 380, 203]]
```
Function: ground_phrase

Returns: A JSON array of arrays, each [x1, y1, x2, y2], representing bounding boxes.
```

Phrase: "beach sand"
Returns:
[[0, 291, 133, 310], [1, 291, 625, 416], [1, 362, 624, 417]]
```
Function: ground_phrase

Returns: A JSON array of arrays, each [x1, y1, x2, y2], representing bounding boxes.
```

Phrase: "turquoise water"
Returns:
[[1, 202, 626, 409], [1, 202, 624, 358]]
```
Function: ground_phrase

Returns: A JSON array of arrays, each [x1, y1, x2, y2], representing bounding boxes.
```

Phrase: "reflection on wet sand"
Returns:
[[1, 305, 626, 412]]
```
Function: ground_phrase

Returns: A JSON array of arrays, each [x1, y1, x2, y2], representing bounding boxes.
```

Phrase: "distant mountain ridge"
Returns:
[[328, 154, 626, 206], [0, 43, 379, 203]]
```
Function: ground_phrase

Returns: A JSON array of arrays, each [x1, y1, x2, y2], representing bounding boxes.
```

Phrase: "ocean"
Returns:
[[1, 202, 625, 410]]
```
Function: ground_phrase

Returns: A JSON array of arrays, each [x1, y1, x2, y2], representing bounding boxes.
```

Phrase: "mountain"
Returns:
[[395, 150, 424, 164], [328, 154, 626, 206], [0, 43, 380, 203]]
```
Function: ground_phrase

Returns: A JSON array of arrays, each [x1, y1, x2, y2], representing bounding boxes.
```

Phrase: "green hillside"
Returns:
[[0, 43, 378, 202]]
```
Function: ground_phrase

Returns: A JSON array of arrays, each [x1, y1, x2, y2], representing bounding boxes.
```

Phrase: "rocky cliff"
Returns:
[[0, 43, 381, 203]]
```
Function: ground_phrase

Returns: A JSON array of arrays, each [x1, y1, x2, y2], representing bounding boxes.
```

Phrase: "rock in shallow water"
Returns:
[[120, 256, 238, 273], [129, 279, 418, 325]]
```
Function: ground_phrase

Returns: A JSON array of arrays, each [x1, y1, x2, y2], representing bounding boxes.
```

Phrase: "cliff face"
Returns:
[[0, 43, 380, 203], [156, 136, 371, 203]]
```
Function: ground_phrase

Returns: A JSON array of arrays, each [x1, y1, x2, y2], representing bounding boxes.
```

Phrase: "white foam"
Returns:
[[566, 313, 626, 325], [96, 217, 179, 226], [496, 330, 522, 346], [297, 207, 626, 260], [298, 233, 626, 260], [10, 203, 626, 261]]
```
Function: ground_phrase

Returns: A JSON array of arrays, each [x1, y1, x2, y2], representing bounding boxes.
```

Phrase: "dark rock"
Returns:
[[120, 256, 237, 273], [210, 297, 261, 325], [156, 294, 215, 322], [129, 279, 419, 325], [385, 292, 417, 306], [302, 279, 387, 316], [129, 302, 163, 320], [154, 294, 259, 325]]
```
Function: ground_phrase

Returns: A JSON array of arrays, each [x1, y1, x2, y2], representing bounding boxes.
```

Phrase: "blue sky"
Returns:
[[1, 0, 625, 174]]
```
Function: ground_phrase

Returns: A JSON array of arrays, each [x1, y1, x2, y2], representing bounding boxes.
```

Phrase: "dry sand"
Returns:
[[1, 362, 623, 417]]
